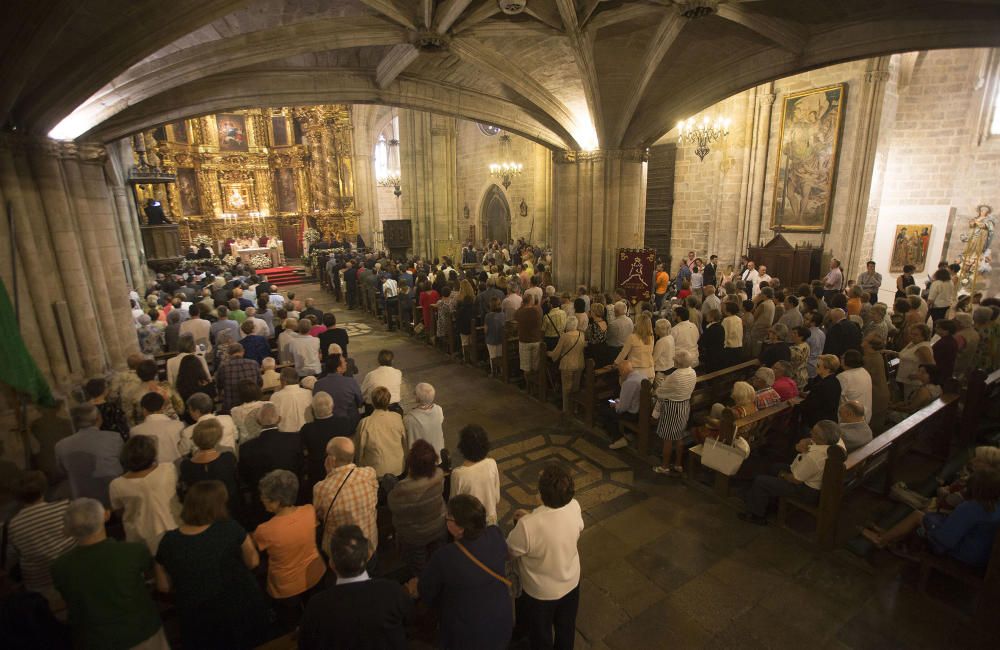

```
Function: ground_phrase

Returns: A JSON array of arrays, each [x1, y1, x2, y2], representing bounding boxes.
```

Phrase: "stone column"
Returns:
[[551, 149, 648, 290], [840, 57, 893, 278], [399, 110, 458, 258], [734, 84, 776, 259], [351, 109, 380, 245]]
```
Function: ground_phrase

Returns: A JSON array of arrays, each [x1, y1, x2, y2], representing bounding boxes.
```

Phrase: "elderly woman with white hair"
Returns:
[[252, 469, 326, 629], [653, 318, 675, 376], [52, 498, 168, 650], [548, 316, 587, 413], [404, 382, 446, 459], [653, 350, 697, 475], [261, 356, 281, 390], [692, 380, 758, 444]]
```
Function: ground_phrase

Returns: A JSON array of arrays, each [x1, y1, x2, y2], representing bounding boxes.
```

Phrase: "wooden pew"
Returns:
[[777, 393, 960, 549], [685, 400, 797, 496], [958, 368, 1000, 446], [570, 359, 618, 428], [500, 321, 522, 384]]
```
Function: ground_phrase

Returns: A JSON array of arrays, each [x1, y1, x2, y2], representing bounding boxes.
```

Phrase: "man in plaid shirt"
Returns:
[[314, 436, 379, 561], [214, 344, 262, 413]]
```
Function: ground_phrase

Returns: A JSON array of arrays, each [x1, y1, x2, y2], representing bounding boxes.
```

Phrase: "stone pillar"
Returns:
[[840, 57, 893, 279], [551, 149, 648, 290], [351, 108, 380, 246], [399, 110, 458, 258], [735, 84, 775, 259]]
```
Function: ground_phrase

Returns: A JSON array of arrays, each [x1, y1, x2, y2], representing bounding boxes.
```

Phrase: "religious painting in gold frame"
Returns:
[[770, 83, 847, 233], [176, 168, 201, 216], [889, 224, 932, 273], [271, 116, 290, 147], [169, 120, 189, 143], [216, 114, 249, 151], [272, 168, 298, 213], [221, 182, 252, 212]]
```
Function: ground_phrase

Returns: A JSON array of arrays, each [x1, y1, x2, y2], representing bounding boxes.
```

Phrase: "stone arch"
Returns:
[[480, 185, 511, 245]]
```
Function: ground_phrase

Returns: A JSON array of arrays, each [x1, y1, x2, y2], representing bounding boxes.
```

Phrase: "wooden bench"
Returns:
[[499, 321, 522, 384], [685, 400, 798, 496], [959, 368, 1000, 446], [570, 359, 618, 428], [778, 393, 960, 549]]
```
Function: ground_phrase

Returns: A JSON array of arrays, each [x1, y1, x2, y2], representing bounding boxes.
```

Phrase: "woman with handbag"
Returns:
[[547, 318, 586, 413], [413, 494, 513, 650], [652, 350, 697, 476]]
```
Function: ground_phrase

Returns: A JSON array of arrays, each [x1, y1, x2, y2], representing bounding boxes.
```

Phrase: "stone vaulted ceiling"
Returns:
[[4, 0, 1000, 150]]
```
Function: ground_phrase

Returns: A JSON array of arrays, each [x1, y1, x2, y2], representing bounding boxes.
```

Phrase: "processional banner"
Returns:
[[616, 248, 656, 303]]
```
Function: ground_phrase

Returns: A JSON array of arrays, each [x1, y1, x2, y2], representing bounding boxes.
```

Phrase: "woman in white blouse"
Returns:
[[893, 324, 934, 398], [450, 424, 501, 525], [109, 435, 181, 553], [926, 268, 954, 326], [652, 319, 675, 376]]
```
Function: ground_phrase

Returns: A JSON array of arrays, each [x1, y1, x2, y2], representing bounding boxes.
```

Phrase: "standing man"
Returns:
[[654, 263, 669, 309], [857, 261, 882, 303], [515, 294, 543, 389], [703, 255, 718, 290], [823, 259, 845, 303], [741, 261, 759, 298]]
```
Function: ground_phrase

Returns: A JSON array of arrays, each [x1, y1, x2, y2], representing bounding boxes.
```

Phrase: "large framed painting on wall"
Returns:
[[216, 114, 248, 151], [176, 168, 201, 216], [272, 168, 298, 213], [890, 224, 932, 273], [770, 83, 847, 233]]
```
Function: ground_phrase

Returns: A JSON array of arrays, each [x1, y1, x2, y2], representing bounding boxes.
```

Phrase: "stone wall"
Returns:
[[874, 48, 1000, 299], [454, 120, 552, 247]]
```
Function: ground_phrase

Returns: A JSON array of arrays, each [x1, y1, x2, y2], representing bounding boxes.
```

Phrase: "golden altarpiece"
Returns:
[[134, 105, 360, 259]]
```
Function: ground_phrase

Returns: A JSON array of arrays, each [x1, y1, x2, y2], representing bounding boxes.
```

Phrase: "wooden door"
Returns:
[[280, 225, 302, 259]]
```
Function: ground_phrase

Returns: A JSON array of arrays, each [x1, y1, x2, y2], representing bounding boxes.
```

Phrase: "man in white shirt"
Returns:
[[672, 306, 700, 368], [179, 303, 212, 353], [244, 307, 270, 338], [501, 286, 522, 321], [277, 318, 298, 364], [179, 393, 238, 455], [740, 261, 760, 298], [836, 350, 872, 423], [130, 393, 183, 464], [757, 265, 773, 287], [403, 382, 445, 458], [507, 464, 584, 650], [838, 401, 873, 451], [605, 302, 633, 349], [287, 320, 322, 377], [740, 420, 842, 524], [701, 285, 721, 320], [360, 349, 403, 407], [823, 259, 845, 302], [269, 367, 314, 432]]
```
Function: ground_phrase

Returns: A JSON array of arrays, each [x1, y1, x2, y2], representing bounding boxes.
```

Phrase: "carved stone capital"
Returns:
[[554, 148, 649, 164], [757, 92, 776, 106], [865, 70, 890, 84]]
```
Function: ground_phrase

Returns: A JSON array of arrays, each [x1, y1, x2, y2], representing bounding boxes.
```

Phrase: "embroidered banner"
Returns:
[[616, 248, 656, 302]]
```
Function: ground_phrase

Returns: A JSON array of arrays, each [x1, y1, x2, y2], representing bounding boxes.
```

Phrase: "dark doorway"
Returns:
[[481, 185, 511, 244], [279, 225, 302, 259]]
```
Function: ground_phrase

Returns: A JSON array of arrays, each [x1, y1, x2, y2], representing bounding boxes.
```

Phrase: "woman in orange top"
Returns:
[[654, 263, 670, 309], [253, 469, 326, 630], [846, 285, 864, 317]]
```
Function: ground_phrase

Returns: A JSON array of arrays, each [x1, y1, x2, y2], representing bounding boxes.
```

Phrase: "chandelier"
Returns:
[[676, 115, 731, 161], [488, 133, 523, 190]]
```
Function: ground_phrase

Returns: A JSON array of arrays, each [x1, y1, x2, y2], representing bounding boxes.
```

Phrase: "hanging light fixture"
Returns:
[[676, 115, 731, 161], [376, 113, 402, 197], [488, 132, 523, 190]]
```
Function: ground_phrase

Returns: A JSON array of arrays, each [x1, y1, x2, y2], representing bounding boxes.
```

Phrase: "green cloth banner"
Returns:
[[0, 278, 55, 406]]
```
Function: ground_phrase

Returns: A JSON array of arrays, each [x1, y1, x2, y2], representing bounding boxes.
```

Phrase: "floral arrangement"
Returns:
[[249, 253, 272, 269], [178, 256, 223, 271], [304, 228, 322, 244], [222, 254, 237, 266], [193, 234, 214, 248]]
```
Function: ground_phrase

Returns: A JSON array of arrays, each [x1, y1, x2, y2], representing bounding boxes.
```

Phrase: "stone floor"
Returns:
[[290, 281, 976, 650]]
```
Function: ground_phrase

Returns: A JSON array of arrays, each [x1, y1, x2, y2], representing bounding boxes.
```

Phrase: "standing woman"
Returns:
[[508, 464, 585, 650], [418, 281, 440, 336], [109, 435, 181, 554], [927, 268, 954, 326], [699, 308, 726, 372], [484, 297, 507, 377], [585, 303, 612, 366], [548, 319, 586, 413], [789, 326, 812, 390], [455, 280, 478, 362], [175, 354, 214, 405], [155, 481, 271, 649], [894, 324, 935, 398], [720, 301, 743, 367], [615, 312, 655, 380], [652, 351, 697, 475], [652, 319, 675, 377], [895, 264, 916, 300], [416, 495, 513, 650]]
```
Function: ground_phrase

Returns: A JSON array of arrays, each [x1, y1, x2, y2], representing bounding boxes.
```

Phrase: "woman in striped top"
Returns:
[[653, 350, 698, 476], [6, 471, 75, 601]]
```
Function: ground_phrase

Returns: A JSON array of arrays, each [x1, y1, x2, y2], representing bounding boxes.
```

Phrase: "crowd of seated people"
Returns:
[[4, 243, 1000, 648]]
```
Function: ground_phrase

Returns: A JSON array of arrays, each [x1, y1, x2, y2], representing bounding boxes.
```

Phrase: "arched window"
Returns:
[[374, 134, 389, 182]]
